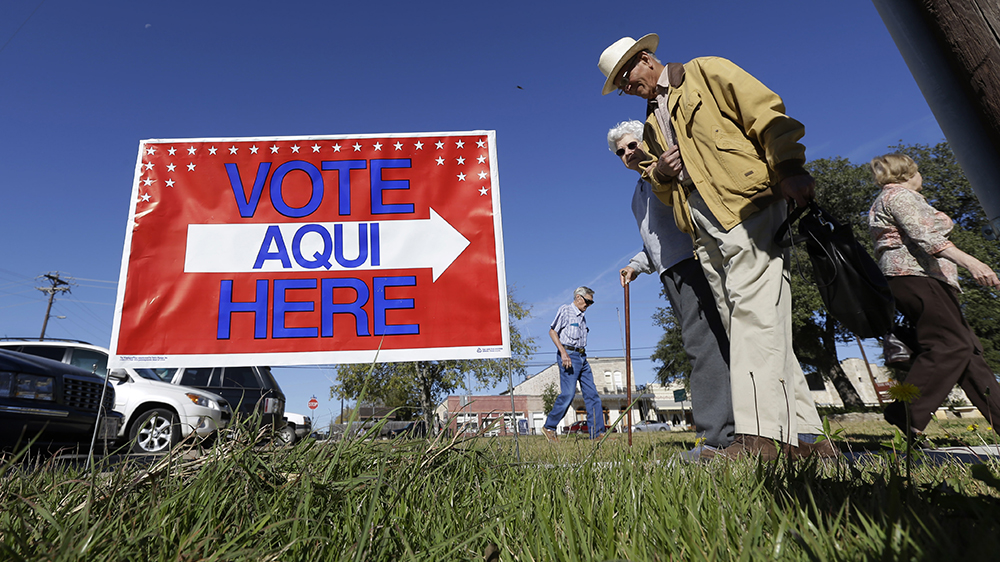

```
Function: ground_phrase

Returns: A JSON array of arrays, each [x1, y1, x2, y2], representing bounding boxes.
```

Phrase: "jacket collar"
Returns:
[[647, 62, 685, 114], [658, 62, 685, 90]]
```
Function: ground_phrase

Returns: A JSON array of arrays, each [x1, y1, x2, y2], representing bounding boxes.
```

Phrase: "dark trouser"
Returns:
[[888, 276, 1000, 432], [661, 258, 735, 448]]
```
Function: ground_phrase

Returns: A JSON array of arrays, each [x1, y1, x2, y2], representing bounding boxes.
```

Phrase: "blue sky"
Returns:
[[0, 1, 946, 428]]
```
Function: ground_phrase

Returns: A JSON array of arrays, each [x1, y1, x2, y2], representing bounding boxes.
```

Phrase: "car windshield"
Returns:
[[135, 368, 177, 382]]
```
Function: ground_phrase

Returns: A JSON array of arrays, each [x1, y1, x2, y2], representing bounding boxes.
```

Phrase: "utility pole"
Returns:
[[872, 0, 1000, 236], [36, 272, 71, 341]]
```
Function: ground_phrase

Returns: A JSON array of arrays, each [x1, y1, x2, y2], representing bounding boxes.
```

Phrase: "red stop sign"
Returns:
[[308, 398, 319, 410]]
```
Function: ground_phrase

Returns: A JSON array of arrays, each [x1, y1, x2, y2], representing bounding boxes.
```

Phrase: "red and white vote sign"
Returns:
[[308, 397, 319, 410], [109, 131, 509, 368]]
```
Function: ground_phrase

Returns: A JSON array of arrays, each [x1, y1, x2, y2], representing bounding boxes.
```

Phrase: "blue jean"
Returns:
[[543, 351, 605, 437]]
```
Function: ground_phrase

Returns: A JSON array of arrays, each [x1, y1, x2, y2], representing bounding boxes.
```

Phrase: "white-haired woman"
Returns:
[[869, 152, 1000, 437], [609, 119, 736, 459]]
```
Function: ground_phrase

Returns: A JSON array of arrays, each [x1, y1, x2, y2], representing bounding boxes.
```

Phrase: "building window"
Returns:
[[455, 413, 479, 434]]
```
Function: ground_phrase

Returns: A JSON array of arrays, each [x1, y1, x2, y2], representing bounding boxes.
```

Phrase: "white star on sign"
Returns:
[[394, 142, 403, 150], [456, 157, 465, 165], [436, 157, 445, 165], [291, 145, 301, 153], [140, 193, 151, 202], [455, 140, 465, 148], [312, 144, 322, 152], [209, 146, 218, 155], [142, 178, 154, 186], [146, 146, 157, 155], [270, 145, 280, 153], [373, 142, 383, 151], [167, 163, 176, 172], [144, 162, 154, 170], [353, 143, 362, 151], [229, 146, 238, 155], [414, 141, 424, 150], [435, 141, 444, 149], [187, 146, 197, 155], [168, 147, 177, 156], [477, 139, 486, 148], [478, 171, 488, 179], [479, 187, 489, 196], [165, 179, 175, 187], [332, 144, 342, 152], [187, 163, 196, 171], [457, 173, 466, 181], [250, 146, 259, 154], [477, 155, 486, 164]]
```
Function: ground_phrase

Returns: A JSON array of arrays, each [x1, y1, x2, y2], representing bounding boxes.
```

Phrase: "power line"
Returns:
[[73, 277, 117, 285], [0, 0, 46, 56]]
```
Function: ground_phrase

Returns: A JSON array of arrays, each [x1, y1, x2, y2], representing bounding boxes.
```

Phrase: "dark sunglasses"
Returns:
[[615, 141, 638, 157], [617, 53, 642, 95], [581, 296, 594, 306]]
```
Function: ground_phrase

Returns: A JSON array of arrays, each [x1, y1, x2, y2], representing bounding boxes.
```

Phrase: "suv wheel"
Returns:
[[278, 424, 296, 445], [130, 408, 180, 453]]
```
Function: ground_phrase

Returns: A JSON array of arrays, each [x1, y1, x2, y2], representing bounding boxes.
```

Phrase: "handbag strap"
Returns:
[[773, 201, 818, 248]]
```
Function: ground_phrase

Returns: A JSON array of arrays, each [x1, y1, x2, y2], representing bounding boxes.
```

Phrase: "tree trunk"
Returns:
[[918, 0, 1000, 153], [822, 315, 865, 408], [827, 363, 865, 409], [418, 362, 436, 437]]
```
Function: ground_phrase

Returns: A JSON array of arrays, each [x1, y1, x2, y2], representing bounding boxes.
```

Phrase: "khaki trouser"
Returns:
[[688, 192, 823, 444]]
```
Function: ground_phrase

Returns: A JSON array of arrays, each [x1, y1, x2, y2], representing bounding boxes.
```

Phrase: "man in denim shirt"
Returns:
[[542, 287, 606, 441]]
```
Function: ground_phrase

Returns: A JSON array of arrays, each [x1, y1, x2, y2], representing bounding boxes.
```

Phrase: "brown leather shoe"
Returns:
[[719, 434, 790, 461], [542, 428, 559, 443]]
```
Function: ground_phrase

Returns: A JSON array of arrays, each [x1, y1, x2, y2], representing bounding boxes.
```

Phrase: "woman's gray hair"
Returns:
[[607, 120, 644, 152]]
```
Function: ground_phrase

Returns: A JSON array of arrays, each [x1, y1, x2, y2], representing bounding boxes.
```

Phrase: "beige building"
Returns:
[[812, 358, 981, 418], [437, 357, 657, 435], [435, 357, 987, 436]]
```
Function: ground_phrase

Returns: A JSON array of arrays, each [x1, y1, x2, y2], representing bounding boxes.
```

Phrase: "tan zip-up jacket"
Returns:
[[639, 57, 809, 233]]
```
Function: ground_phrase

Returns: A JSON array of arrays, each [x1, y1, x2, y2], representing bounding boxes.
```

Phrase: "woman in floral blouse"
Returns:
[[869, 153, 1000, 437]]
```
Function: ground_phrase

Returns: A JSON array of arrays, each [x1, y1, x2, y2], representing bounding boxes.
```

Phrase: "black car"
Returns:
[[167, 366, 285, 431], [388, 420, 427, 439], [0, 349, 121, 449]]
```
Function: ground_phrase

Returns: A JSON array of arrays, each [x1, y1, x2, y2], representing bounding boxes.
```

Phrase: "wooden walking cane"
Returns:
[[625, 279, 633, 447]]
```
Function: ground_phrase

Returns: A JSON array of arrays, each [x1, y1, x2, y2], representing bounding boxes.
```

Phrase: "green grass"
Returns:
[[3, 417, 1000, 561]]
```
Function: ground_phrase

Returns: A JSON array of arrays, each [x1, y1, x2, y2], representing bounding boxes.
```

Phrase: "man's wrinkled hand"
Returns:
[[655, 145, 683, 179], [780, 174, 815, 208]]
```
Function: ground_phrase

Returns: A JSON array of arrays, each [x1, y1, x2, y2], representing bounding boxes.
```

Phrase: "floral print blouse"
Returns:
[[868, 184, 959, 290]]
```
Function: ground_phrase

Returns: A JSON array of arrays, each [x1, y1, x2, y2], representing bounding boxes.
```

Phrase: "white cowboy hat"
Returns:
[[598, 34, 659, 95]]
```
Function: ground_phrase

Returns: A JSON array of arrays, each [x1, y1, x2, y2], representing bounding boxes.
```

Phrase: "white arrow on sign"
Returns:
[[184, 208, 470, 281]]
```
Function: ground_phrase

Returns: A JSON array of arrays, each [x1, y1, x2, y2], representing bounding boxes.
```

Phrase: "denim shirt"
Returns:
[[551, 304, 587, 348]]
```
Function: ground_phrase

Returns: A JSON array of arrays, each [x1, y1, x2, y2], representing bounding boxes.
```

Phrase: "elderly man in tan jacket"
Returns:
[[599, 34, 835, 460]]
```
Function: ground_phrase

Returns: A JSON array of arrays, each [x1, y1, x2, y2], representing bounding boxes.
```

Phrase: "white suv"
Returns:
[[280, 412, 312, 444], [0, 339, 232, 453]]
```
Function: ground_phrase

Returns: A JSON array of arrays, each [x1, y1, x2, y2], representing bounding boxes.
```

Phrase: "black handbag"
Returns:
[[775, 201, 895, 339]]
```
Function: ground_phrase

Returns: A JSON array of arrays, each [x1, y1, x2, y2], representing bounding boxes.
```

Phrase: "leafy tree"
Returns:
[[791, 156, 877, 407], [890, 142, 1000, 369], [650, 288, 690, 385], [795, 143, 1000, 404], [331, 292, 537, 434], [541, 382, 558, 415], [648, 143, 1000, 407]]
